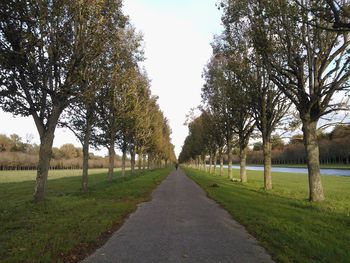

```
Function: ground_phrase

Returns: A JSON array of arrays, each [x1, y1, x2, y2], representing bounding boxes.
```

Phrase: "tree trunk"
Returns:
[[143, 154, 147, 170], [209, 155, 212, 174], [121, 148, 126, 177], [263, 140, 272, 190], [213, 154, 217, 175], [227, 145, 233, 180], [81, 107, 93, 193], [33, 129, 55, 202], [108, 135, 115, 182], [240, 147, 247, 183], [220, 154, 223, 176], [302, 119, 325, 201], [138, 153, 142, 171], [82, 140, 89, 192], [130, 147, 136, 175]]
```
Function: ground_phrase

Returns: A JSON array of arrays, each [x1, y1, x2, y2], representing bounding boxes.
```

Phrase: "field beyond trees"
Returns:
[[184, 167, 350, 263], [0, 167, 171, 263]]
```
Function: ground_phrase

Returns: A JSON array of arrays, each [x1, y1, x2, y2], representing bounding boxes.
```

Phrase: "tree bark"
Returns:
[[138, 153, 142, 171], [240, 147, 247, 183], [82, 140, 89, 192], [220, 154, 223, 176], [82, 131, 90, 192], [121, 148, 126, 177], [33, 129, 55, 202], [108, 134, 115, 182], [213, 154, 217, 175], [143, 154, 147, 170], [227, 145, 233, 180], [209, 155, 212, 174], [263, 140, 272, 190], [130, 147, 136, 175], [81, 107, 93, 193], [302, 119, 325, 201]]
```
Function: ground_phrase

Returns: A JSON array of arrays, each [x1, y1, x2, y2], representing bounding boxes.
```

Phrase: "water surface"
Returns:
[[219, 165, 350, 176]]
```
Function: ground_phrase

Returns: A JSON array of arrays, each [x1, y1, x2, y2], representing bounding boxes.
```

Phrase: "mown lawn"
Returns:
[[184, 167, 350, 263], [0, 167, 171, 263], [0, 168, 110, 183], [250, 163, 350, 170]]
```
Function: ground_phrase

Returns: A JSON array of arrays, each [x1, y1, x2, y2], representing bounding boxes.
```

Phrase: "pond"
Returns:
[[220, 165, 350, 176]]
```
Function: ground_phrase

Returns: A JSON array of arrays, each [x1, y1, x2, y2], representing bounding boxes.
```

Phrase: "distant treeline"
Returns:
[[222, 125, 350, 165], [0, 134, 126, 170]]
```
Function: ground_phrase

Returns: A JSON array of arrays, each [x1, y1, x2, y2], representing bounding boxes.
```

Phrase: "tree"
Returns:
[[147, 99, 175, 168], [271, 135, 285, 151], [59, 37, 114, 191], [94, 22, 142, 180], [115, 67, 141, 176], [133, 82, 154, 172], [202, 65, 227, 175], [179, 114, 207, 169], [229, 45, 290, 188], [218, 2, 291, 185], [0, 134, 12, 152], [202, 55, 237, 179], [294, 0, 350, 31], [125, 71, 152, 174], [201, 110, 219, 175], [59, 144, 78, 159], [0, 0, 115, 201], [249, 0, 350, 201], [211, 50, 256, 182]]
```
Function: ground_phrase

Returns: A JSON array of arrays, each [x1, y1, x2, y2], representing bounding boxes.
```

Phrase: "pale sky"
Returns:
[[0, 0, 222, 157]]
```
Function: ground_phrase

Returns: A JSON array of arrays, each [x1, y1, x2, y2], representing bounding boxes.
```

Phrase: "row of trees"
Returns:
[[0, 133, 84, 159], [0, 0, 176, 201], [189, 124, 350, 166], [0, 134, 127, 169], [179, 0, 350, 201], [250, 126, 350, 165], [0, 134, 36, 153]]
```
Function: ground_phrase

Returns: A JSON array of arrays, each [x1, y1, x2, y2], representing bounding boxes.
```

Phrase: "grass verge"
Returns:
[[0, 167, 171, 263], [183, 167, 350, 263]]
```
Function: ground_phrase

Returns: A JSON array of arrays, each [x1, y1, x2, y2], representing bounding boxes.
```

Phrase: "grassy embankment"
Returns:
[[0, 167, 171, 263], [184, 167, 350, 263]]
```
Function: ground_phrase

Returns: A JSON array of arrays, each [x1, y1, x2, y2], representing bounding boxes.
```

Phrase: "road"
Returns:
[[82, 169, 274, 263]]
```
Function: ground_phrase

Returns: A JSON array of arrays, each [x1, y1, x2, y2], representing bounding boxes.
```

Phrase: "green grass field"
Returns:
[[247, 163, 350, 170], [0, 168, 110, 183], [184, 167, 350, 263], [0, 167, 171, 263]]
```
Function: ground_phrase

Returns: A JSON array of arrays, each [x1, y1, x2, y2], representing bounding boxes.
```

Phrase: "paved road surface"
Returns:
[[82, 169, 274, 263]]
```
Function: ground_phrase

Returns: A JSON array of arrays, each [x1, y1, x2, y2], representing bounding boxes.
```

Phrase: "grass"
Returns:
[[0, 168, 110, 183], [247, 164, 350, 170], [184, 167, 350, 263], [0, 167, 171, 263]]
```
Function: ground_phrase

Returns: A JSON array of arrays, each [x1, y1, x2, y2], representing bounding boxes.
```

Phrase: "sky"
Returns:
[[0, 0, 222, 157]]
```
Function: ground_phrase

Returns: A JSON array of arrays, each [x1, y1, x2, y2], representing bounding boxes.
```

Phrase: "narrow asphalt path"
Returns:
[[82, 169, 274, 263]]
